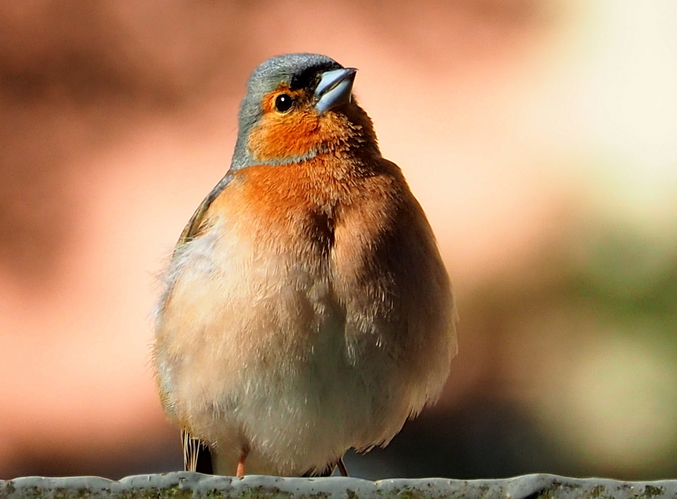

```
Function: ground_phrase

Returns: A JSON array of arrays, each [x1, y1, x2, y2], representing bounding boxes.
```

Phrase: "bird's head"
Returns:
[[232, 53, 378, 169]]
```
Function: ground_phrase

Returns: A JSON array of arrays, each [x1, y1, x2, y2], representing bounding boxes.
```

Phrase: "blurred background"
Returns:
[[1, 0, 677, 481]]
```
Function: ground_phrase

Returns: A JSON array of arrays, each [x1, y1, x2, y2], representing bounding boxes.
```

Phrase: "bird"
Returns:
[[153, 53, 458, 478]]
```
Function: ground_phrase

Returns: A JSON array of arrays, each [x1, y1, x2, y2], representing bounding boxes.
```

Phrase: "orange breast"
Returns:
[[206, 156, 361, 256]]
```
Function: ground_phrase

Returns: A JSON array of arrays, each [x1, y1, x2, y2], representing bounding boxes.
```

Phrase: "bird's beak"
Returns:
[[314, 67, 357, 115]]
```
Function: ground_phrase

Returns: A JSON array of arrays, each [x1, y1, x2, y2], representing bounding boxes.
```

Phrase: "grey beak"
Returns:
[[314, 67, 357, 115]]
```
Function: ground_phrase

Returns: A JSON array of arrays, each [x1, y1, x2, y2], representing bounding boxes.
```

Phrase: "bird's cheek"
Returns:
[[248, 113, 322, 162]]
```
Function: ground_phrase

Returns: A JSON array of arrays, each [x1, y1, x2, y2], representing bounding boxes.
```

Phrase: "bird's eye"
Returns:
[[274, 94, 294, 113]]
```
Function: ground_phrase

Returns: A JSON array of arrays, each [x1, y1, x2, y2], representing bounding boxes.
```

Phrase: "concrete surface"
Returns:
[[2, 472, 677, 499]]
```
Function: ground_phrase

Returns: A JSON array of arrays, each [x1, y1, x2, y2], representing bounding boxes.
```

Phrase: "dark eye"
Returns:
[[274, 94, 294, 113]]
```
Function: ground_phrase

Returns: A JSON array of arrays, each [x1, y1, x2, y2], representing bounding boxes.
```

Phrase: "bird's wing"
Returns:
[[182, 429, 214, 473], [175, 172, 235, 474], [176, 172, 235, 248]]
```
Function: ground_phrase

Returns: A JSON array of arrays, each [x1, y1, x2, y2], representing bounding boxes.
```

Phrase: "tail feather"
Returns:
[[182, 430, 213, 474]]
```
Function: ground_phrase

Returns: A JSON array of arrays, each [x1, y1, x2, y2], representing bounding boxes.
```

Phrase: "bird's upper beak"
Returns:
[[314, 67, 357, 115]]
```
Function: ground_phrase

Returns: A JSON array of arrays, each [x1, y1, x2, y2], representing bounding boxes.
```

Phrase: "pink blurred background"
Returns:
[[2, 0, 677, 480]]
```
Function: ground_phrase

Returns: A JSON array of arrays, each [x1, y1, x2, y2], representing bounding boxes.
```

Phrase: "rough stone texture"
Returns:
[[1, 472, 676, 499]]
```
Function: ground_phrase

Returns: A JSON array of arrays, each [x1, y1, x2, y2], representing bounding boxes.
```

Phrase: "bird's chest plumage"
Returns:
[[155, 158, 455, 475], [156, 163, 399, 463]]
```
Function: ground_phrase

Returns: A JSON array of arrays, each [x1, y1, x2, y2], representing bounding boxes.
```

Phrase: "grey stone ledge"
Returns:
[[1, 472, 676, 499]]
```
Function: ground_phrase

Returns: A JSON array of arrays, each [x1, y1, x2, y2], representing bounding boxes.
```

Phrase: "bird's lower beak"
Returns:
[[314, 67, 357, 115]]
